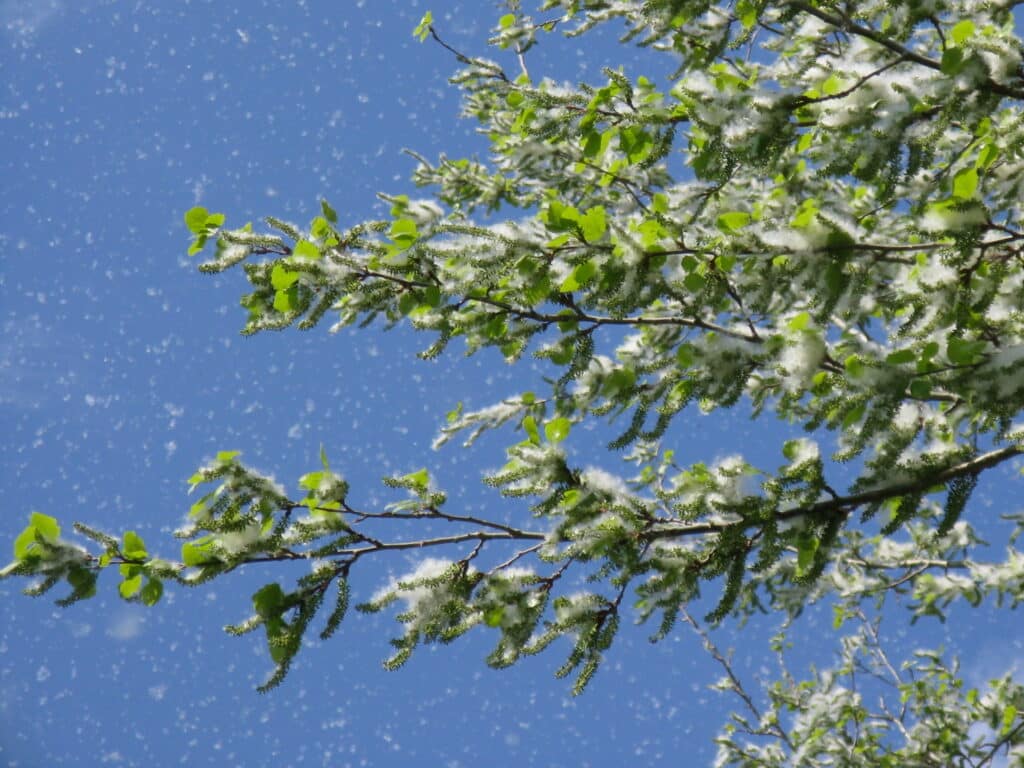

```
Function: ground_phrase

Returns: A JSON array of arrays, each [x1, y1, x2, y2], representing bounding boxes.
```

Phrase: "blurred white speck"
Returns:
[[165, 440, 177, 458], [504, 732, 520, 747], [288, 423, 303, 439], [106, 610, 144, 641], [148, 684, 167, 701], [236, 28, 249, 43], [36, 666, 50, 682], [358, 93, 369, 103], [265, 187, 278, 198]]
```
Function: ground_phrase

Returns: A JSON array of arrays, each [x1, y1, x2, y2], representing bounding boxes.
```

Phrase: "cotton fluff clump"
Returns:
[[779, 333, 826, 392], [218, 520, 268, 556], [372, 557, 471, 631]]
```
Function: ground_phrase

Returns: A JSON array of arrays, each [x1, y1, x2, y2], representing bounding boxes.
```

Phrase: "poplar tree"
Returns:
[[6, 1, 1024, 763]]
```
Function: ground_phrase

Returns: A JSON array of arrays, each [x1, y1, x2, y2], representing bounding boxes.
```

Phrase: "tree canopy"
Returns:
[[6, 0, 1024, 763]]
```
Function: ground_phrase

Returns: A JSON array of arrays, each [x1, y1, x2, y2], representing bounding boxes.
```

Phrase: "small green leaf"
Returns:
[[796, 532, 819, 578], [522, 415, 541, 445], [909, 379, 931, 399], [578, 206, 607, 241], [119, 574, 143, 599], [293, 240, 321, 259], [413, 10, 433, 41], [947, 337, 986, 365], [13, 526, 39, 559], [484, 605, 504, 627], [390, 218, 419, 248], [791, 199, 818, 228], [403, 468, 430, 491], [676, 344, 696, 368], [122, 530, 147, 560], [886, 349, 916, 365], [30, 512, 60, 542], [271, 264, 300, 291], [560, 260, 598, 292], [499, 13, 515, 28], [844, 355, 864, 377], [1002, 704, 1018, 735], [187, 234, 208, 256], [940, 47, 965, 75], [545, 417, 571, 444], [140, 578, 163, 606], [253, 583, 286, 619], [320, 199, 338, 223], [683, 273, 705, 293], [274, 286, 299, 313], [950, 19, 975, 46], [216, 450, 240, 463], [182, 536, 217, 567], [716, 211, 751, 233], [184, 207, 209, 234], [299, 471, 325, 491], [952, 167, 979, 200], [821, 73, 843, 96], [787, 312, 812, 332]]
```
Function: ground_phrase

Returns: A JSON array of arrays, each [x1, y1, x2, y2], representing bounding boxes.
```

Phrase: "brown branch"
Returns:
[[646, 446, 1023, 541]]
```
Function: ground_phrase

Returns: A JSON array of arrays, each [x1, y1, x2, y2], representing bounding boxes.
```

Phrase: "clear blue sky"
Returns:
[[2, 2, 1020, 766]]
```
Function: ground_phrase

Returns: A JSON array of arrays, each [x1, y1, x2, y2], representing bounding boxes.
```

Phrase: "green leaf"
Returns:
[[683, 273, 705, 293], [952, 167, 979, 200], [716, 211, 751, 233], [499, 13, 515, 29], [274, 286, 299, 313], [293, 240, 321, 259], [560, 260, 598, 292], [791, 199, 818, 228], [253, 583, 286, 619], [187, 234, 208, 256], [122, 530, 147, 560], [950, 19, 975, 46], [796, 532, 819, 578], [140, 578, 163, 606], [299, 471, 325, 491], [119, 574, 143, 599], [545, 417, 571, 444], [320, 199, 338, 224], [271, 264, 300, 291], [578, 206, 607, 242], [940, 47, 964, 75], [182, 536, 217, 566], [13, 526, 39, 560], [484, 605, 504, 627], [885, 349, 916, 365], [413, 10, 433, 42], [1002, 704, 1018, 735], [403, 468, 430, 491], [822, 73, 843, 95], [30, 512, 60, 542], [522, 415, 541, 445], [676, 344, 696, 368], [184, 206, 209, 234], [787, 312, 812, 332], [947, 337, 986, 365], [390, 218, 419, 248]]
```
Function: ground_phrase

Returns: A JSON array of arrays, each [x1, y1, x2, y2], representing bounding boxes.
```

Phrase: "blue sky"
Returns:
[[2, 2, 1022, 766]]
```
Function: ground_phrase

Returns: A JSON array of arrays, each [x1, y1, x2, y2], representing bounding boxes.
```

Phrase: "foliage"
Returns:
[[7, 0, 1024, 761]]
